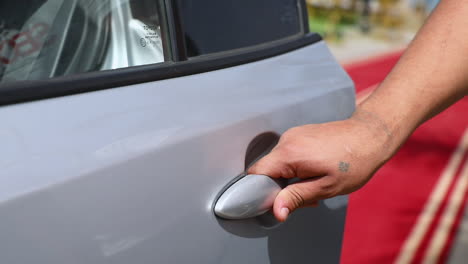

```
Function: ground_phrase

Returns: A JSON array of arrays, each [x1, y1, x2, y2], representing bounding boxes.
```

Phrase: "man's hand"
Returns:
[[249, 0, 468, 223], [248, 111, 398, 222]]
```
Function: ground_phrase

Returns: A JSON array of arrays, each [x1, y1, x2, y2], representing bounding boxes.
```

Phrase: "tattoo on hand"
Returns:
[[339, 161, 350, 172]]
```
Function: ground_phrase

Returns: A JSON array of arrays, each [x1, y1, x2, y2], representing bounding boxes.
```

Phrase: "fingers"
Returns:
[[247, 139, 335, 222], [248, 145, 328, 180], [272, 177, 332, 222], [247, 150, 295, 178]]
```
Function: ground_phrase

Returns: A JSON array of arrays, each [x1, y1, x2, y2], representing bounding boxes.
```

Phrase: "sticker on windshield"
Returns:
[[140, 24, 161, 48]]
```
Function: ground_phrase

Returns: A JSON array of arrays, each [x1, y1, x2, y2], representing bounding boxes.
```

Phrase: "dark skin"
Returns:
[[249, 0, 468, 222]]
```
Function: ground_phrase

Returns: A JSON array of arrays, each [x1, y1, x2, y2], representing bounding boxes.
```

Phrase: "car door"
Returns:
[[0, 0, 354, 263]]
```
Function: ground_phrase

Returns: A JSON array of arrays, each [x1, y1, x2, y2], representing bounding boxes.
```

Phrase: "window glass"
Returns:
[[0, 0, 167, 84], [178, 0, 302, 57]]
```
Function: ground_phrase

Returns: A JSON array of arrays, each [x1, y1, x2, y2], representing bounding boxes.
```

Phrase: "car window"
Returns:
[[0, 0, 168, 84], [178, 0, 303, 57]]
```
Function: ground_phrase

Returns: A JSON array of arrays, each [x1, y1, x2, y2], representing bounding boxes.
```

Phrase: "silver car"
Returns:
[[0, 0, 355, 263]]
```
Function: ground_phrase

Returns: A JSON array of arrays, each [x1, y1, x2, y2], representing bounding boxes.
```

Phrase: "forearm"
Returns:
[[355, 0, 468, 151], [249, 1, 468, 221]]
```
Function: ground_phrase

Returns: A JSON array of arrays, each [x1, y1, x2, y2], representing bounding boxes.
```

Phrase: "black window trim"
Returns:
[[0, 0, 321, 106], [299, 0, 311, 34]]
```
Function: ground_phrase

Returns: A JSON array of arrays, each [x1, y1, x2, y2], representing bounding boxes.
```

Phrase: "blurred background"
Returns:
[[307, 0, 437, 61], [318, 1, 468, 264]]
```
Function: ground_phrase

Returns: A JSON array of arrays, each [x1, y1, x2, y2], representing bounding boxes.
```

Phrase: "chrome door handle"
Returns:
[[214, 174, 283, 220]]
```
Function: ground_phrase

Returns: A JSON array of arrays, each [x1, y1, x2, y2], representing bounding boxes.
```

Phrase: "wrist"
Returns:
[[350, 105, 411, 161]]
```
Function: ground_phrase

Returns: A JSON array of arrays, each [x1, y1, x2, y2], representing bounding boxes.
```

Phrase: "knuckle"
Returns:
[[284, 126, 300, 135], [281, 127, 301, 141], [285, 187, 306, 208], [280, 165, 296, 178], [276, 141, 298, 157]]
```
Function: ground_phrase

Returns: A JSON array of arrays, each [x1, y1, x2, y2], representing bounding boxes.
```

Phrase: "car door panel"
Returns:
[[0, 41, 354, 263]]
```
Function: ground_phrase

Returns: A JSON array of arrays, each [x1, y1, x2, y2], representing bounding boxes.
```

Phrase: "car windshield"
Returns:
[[0, 0, 166, 84]]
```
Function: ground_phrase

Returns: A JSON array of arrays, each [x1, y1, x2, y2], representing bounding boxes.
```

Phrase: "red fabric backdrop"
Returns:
[[341, 52, 468, 264]]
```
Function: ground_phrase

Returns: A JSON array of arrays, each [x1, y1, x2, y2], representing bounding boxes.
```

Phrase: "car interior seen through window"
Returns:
[[178, 0, 302, 57], [0, 0, 167, 84]]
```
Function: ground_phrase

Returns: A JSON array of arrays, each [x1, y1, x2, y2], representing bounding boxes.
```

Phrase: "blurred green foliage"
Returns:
[[308, 6, 360, 40]]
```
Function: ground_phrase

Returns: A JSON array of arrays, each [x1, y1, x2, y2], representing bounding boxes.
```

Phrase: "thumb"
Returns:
[[272, 178, 324, 222], [247, 150, 295, 179]]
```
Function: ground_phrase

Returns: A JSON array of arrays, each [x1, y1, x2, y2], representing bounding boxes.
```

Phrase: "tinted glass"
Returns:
[[0, 0, 167, 84], [178, 0, 302, 57]]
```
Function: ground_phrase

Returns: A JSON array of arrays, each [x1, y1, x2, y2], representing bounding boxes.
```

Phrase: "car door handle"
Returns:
[[214, 174, 284, 220]]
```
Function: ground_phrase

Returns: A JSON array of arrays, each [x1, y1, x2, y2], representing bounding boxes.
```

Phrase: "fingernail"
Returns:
[[279, 207, 290, 221]]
